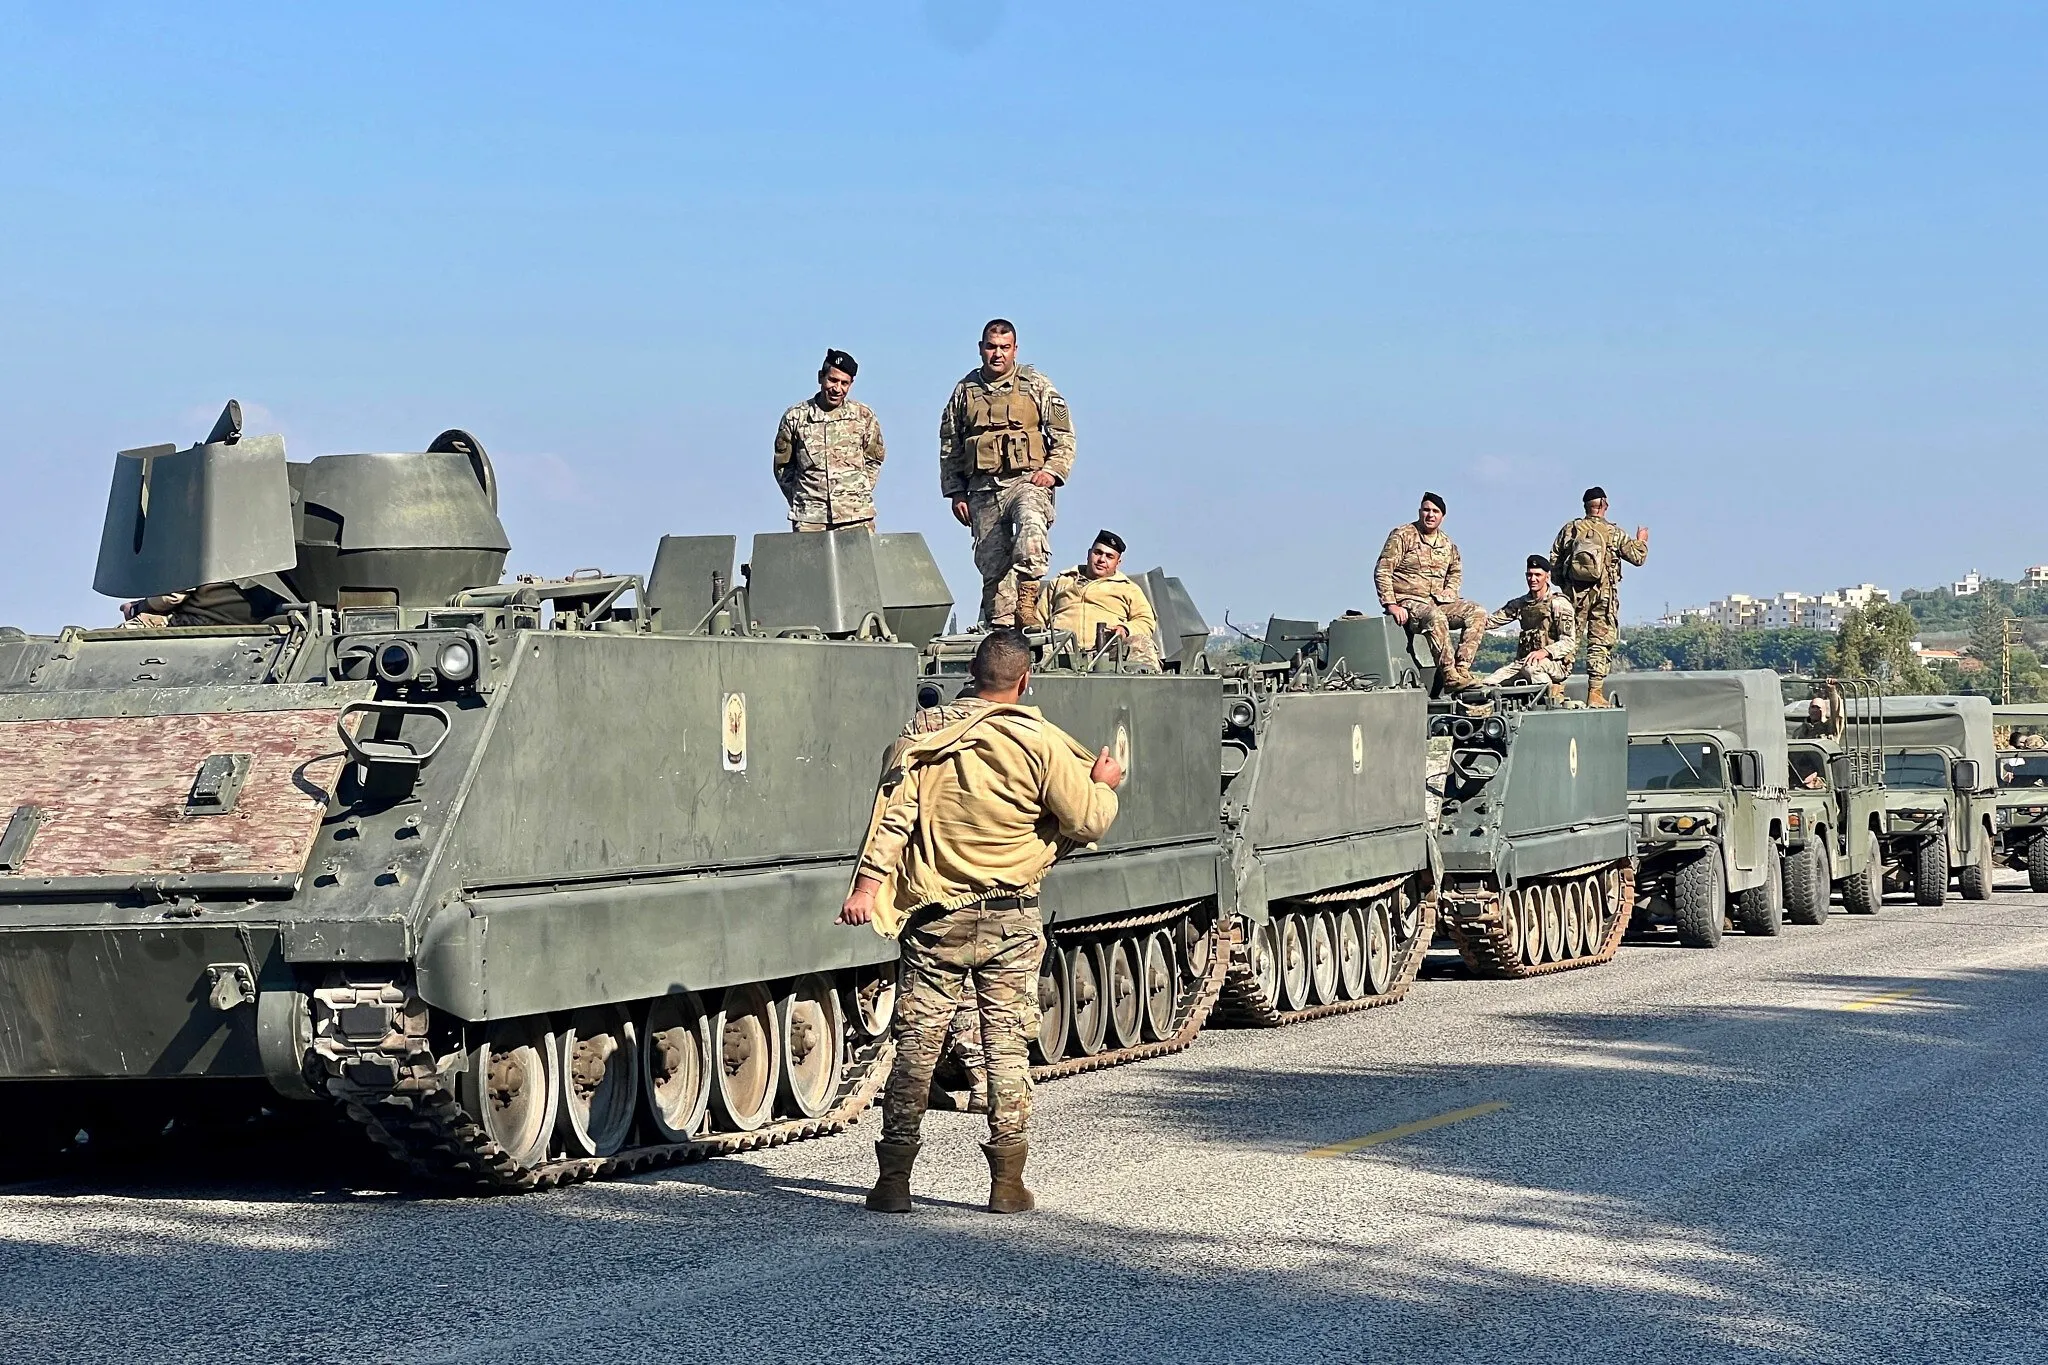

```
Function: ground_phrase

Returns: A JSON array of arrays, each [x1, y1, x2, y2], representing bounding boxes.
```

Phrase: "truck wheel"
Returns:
[[2029, 834, 2048, 893], [1735, 851, 1784, 936], [1675, 853, 1725, 948], [1842, 829, 1882, 914], [1958, 825, 1994, 901], [1912, 836, 1948, 907], [1784, 844, 1831, 925]]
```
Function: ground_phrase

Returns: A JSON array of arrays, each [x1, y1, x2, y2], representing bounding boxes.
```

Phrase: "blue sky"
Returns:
[[1, 2, 2041, 632]]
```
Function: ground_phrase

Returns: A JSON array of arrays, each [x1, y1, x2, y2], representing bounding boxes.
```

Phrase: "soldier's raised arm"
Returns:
[[1618, 526, 1648, 568], [1035, 374, 1076, 486], [1036, 727, 1119, 845], [1373, 528, 1405, 609]]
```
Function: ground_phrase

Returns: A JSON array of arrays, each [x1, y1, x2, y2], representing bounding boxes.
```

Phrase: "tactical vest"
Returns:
[[962, 371, 1047, 475]]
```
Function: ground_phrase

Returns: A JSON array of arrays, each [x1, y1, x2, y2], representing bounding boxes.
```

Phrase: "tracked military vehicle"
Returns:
[[1347, 618, 1635, 976], [1837, 695, 1999, 906], [1992, 703, 2048, 892], [0, 405, 956, 1189], [1781, 679, 1887, 918], [1581, 671, 1792, 947]]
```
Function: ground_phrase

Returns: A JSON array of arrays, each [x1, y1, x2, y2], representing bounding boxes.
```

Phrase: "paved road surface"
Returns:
[[4, 881, 2047, 1364]]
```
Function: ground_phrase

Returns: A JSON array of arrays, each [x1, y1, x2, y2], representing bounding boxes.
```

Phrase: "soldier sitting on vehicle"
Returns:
[[120, 579, 289, 629], [1375, 491, 1487, 690], [1480, 555, 1577, 695], [1046, 529, 1161, 672]]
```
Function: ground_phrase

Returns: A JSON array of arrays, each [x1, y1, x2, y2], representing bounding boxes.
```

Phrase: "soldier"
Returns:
[[939, 319, 1075, 628], [1046, 529, 1161, 672], [120, 580, 287, 629], [839, 628, 1122, 1214], [1481, 555, 1578, 692], [773, 348, 886, 532], [1375, 491, 1488, 691], [1549, 486, 1648, 708]]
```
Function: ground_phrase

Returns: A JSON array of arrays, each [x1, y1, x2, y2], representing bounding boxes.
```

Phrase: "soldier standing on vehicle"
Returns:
[[1481, 555, 1578, 693], [1047, 529, 1162, 672], [773, 349, 886, 532], [839, 629, 1122, 1215], [1375, 492, 1488, 691], [939, 320, 1076, 628], [1549, 486, 1648, 708]]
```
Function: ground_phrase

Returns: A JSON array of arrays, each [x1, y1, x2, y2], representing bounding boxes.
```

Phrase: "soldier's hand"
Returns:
[[951, 498, 971, 526], [1091, 746, 1124, 790], [1528, 647, 1549, 663], [1387, 603, 1409, 626], [838, 877, 881, 926], [1028, 471, 1056, 488], [1635, 526, 1649, 544]]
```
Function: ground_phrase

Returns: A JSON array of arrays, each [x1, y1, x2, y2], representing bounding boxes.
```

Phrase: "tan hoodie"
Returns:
[[854, 702, 1118, 938]]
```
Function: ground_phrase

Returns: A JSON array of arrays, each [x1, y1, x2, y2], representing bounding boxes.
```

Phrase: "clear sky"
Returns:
[[1, 2, 2041, 633]]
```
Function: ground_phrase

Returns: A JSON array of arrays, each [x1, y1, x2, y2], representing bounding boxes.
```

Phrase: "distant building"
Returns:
[[1954, 570, 1983, 596], [1658, 582, 1891, 633], [2024, 565, 2048, 588]]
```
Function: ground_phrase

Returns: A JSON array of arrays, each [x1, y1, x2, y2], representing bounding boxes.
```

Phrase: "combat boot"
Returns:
[[981, 1137, 1035, 1213], [1015, 579, 1045, 629], [866, 1140, 919, 1213], [1587, 681, 1608, 708]]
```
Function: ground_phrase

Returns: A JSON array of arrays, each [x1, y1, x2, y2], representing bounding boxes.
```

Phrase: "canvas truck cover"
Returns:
[[1833, 694, 1998, 774], [1601, 670, 1790, 775]]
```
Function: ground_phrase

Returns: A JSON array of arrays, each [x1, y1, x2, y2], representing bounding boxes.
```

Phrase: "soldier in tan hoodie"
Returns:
[[839, 628, 1122, 1214]]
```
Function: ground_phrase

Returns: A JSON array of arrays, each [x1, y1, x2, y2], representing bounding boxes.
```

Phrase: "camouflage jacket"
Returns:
[[1374, 522, 1464, 607], [774, 396, 886, 525], [1486, 590, 1577, 663], [938, 365, 1075, 499], [1549, 515, 1647, 594]]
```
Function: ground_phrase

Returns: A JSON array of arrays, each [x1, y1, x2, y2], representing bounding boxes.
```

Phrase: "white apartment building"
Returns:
[[2025, 566, 2048, 588], [1955, 569, 1983, 596], [1661, 584, 1891, 633]]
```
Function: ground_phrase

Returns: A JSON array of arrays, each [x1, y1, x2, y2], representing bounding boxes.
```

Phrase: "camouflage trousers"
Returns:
[[1569, 589, 1620, 682], [881, 900, 1045, 1145], [1484, 655, 1570, 686], [1396, 598, 1486, 673], [969, 476, 1055, 626], [790, 518, 875, 534]]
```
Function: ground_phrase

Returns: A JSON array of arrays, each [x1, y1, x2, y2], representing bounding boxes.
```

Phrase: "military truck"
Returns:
[[1781, 678, 1887, 919], [1584, 670, 1792, 947], [1840, 695, 1999, 906], [1992, 703, 2048, 892], [1340, 617, 1636, 976]]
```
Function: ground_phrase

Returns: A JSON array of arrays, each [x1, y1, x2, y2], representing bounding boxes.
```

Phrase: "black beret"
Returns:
[[1420, 491, 1446, 513], [1092, 529, 1127, 554], [1582, 486, 1607, 505], [821, 348, 858, 377], [1527, 554, 1550, 572]]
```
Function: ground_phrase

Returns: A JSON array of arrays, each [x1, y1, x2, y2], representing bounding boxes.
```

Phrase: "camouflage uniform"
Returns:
[[1549, 515, 1647, 689], [1374, 522, 1487, 679], [1481, 590, 1577, 685], [773, 395, 886, 531], [1047, 565, 1162, 672], [939, 365, 1075, 626]]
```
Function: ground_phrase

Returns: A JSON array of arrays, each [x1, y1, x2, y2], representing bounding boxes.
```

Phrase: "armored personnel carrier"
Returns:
[[1781, 679, 1887, 918], [1583, 670, 1793, 946], [1344, 617, 1635, 976], [1992, 703, 2048, 891], [1840, 695, 1999, 906], [0, 405, 956, 1189]]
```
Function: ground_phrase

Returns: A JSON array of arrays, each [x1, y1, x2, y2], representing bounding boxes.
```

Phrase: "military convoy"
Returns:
[[1993, 704, 2048, 892], [1780, 680, 1887, 918], [1845, 695, 2000, 906], [0, 402, 2036, 1192]]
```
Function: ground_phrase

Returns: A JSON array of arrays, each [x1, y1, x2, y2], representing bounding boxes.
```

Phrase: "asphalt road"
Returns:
[[4, 879, 2047, 1365]]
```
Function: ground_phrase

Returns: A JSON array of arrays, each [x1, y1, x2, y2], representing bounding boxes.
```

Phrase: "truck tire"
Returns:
[[1958, 824, 1994, 901], [1842, 829, 1882, 915], [1912, 836, 1948, 907], [1735, 851, 1784, 936], [1784, 843, 1830, 925], [2031, 834, 2048, 894], [1675, 853, 1726, 948]]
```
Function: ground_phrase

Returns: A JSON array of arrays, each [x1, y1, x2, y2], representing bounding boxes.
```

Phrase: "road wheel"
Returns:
[[2031, 834, 2048, 894], [1785, 843, 1831, 926], [1105, 937, 1143, 1049], [1913, 836, 1948, 907], [1141, 930, 1179, 1041], [1069, 943, 1109, 1056], [1959, 824, 1994, 901], [458, 1016, 560, 1169], [1363, 898, 1395, 997], [1675, 853, 1726, 948], [1735, 849, 1783, 936], [1277, 914, 1312, 1012], [560, 1004, 639, 1156], [1842, 829, 1882, 914], [1334, 905, 1367, 1000], [1032, 947, 1071, 1064], [1307, 912, 1340, 1005]]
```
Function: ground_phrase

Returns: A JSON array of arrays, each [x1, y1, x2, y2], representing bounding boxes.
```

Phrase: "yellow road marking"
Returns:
[[1305, 1101, 1510, 1159], [1841, 984, 1926, 1012]]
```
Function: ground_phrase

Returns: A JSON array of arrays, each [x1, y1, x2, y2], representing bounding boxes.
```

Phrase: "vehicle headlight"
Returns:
[[1998, 808, 2013, 826], [1658, 814, 1715, 835], [436, 639, 476, 683], [376, 640, 418, 683], [1225, 697, 1258, 731], [1788, 812, 1803, 831]]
